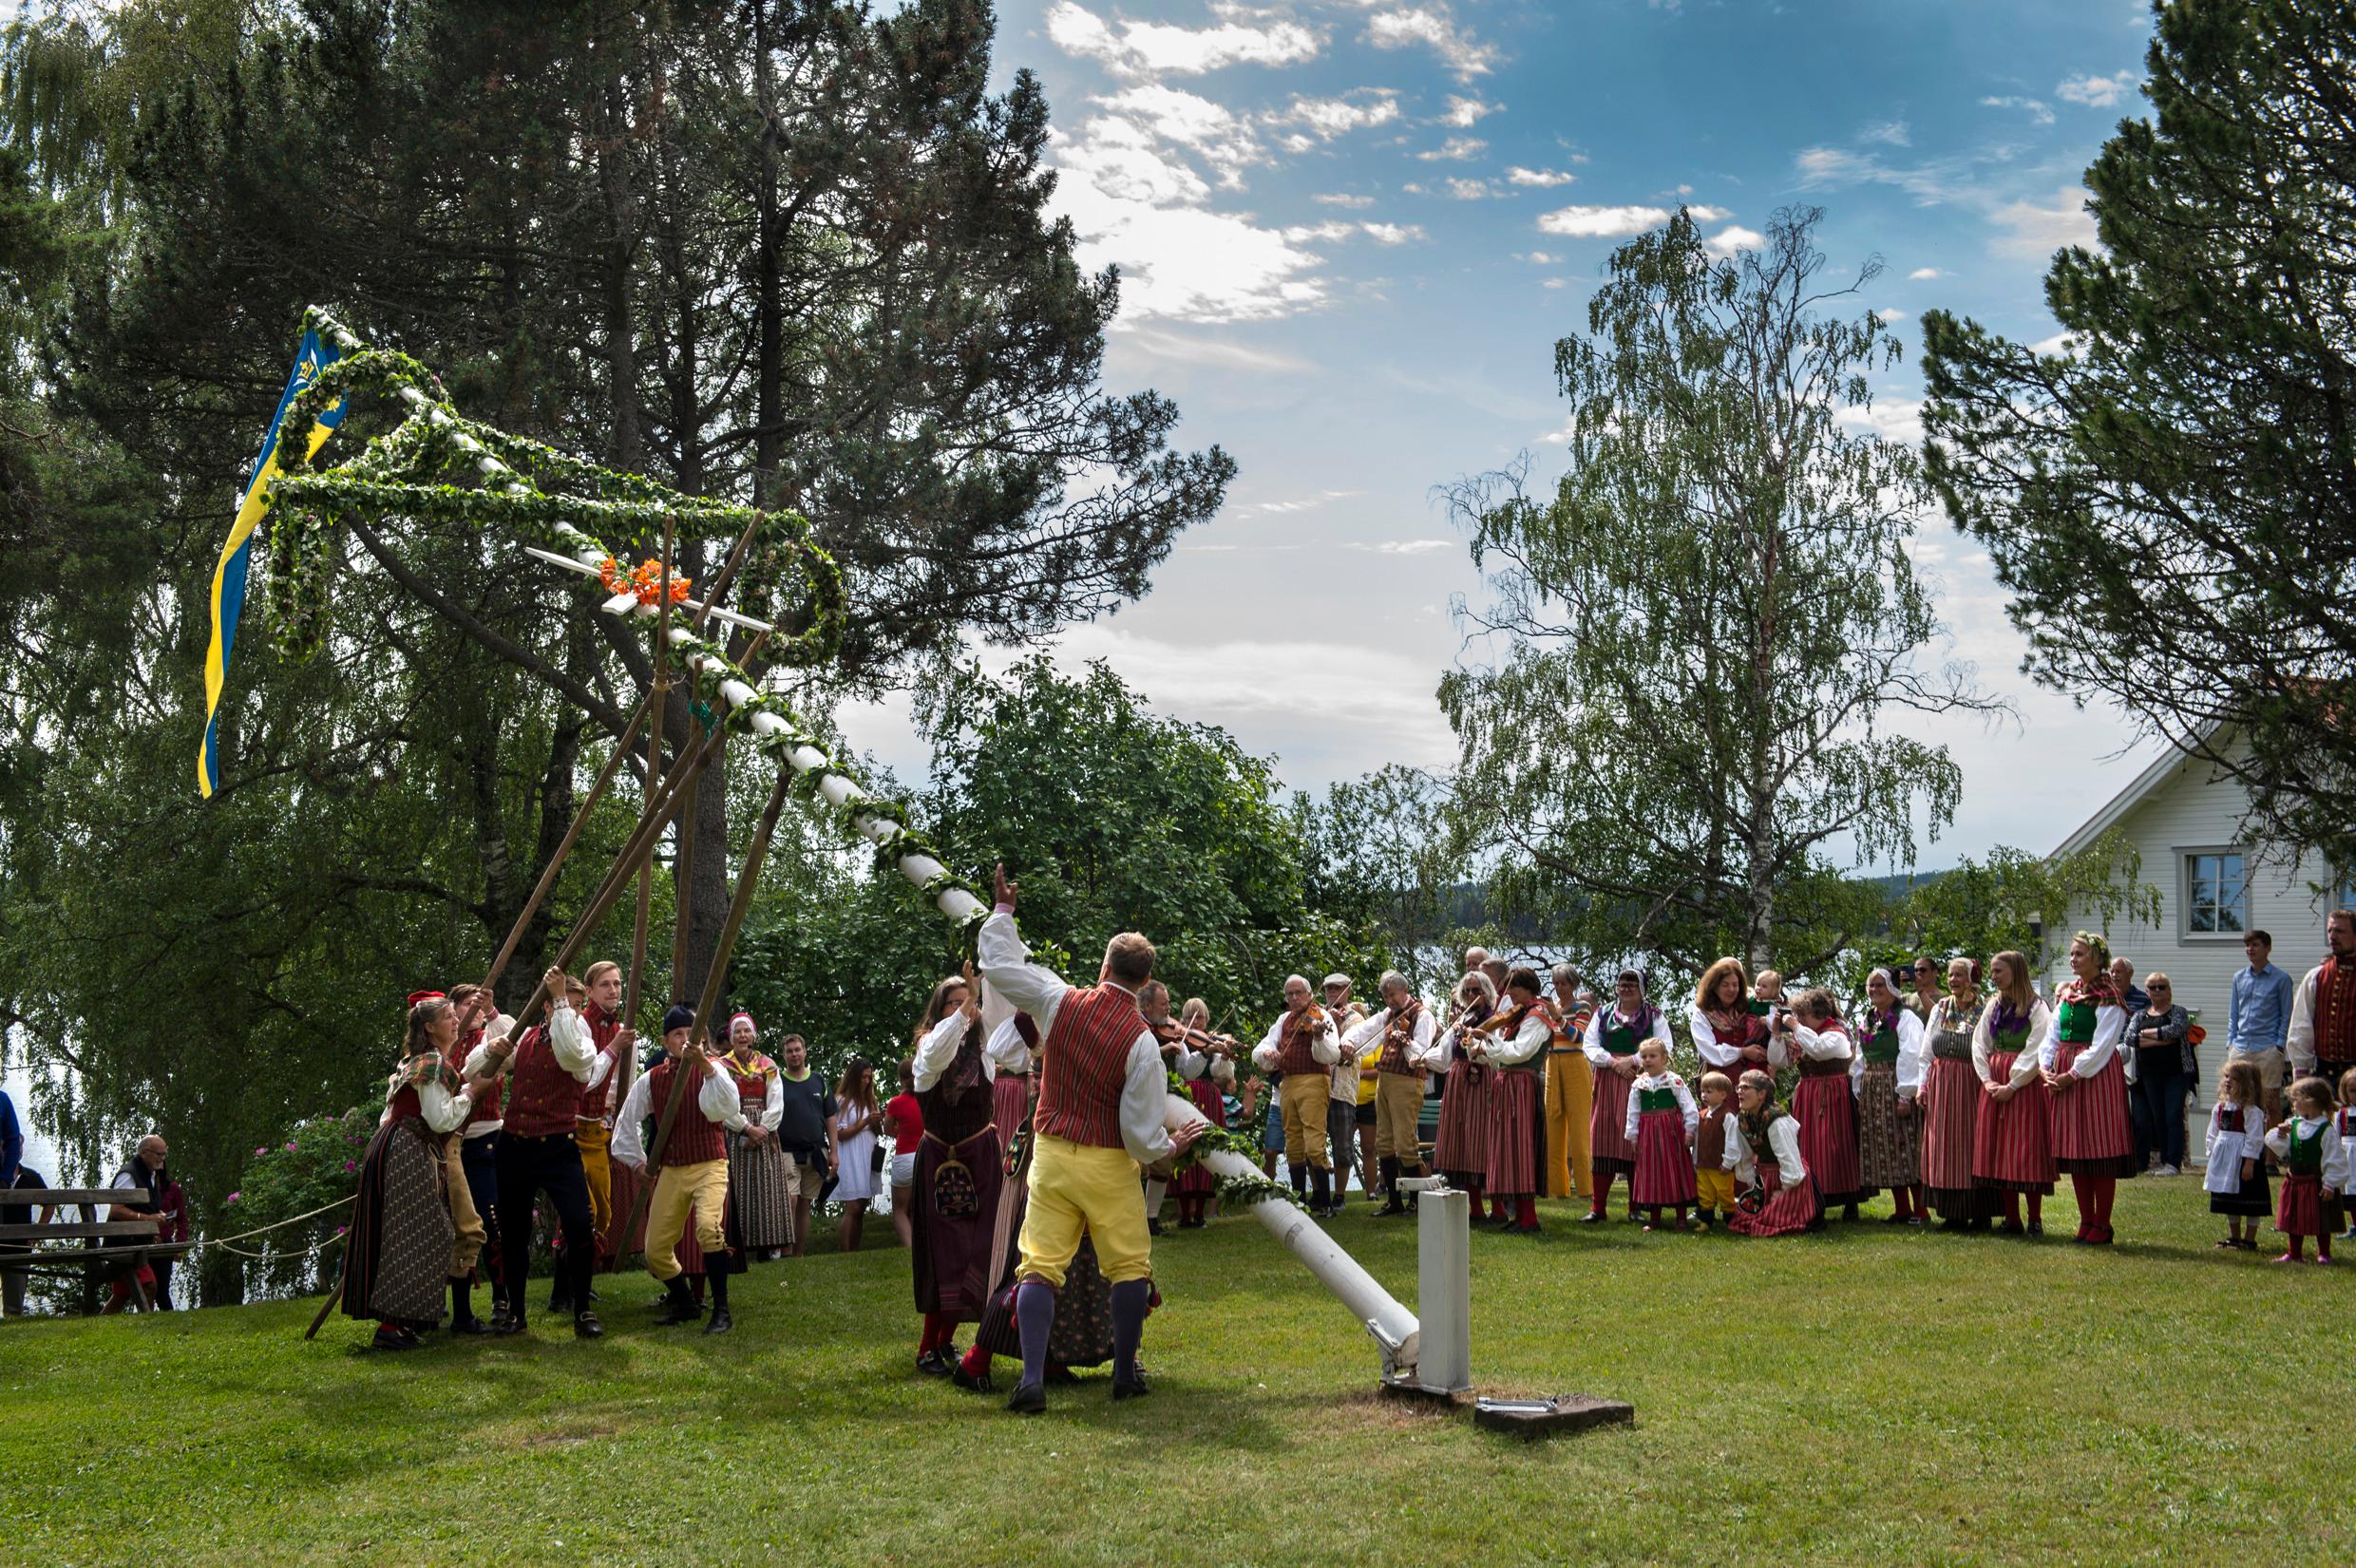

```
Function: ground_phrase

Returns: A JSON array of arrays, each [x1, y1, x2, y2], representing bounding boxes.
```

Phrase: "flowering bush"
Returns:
[[229, 1104, 375, 1298]]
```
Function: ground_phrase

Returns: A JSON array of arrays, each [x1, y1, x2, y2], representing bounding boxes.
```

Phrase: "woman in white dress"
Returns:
[[829, 1057, 883, 1252]]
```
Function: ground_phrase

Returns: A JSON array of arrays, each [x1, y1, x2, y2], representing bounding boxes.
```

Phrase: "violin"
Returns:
[[1147, 1017, 1244, 1057]]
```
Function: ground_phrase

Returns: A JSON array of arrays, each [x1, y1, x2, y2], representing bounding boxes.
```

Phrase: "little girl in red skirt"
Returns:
[[1623, 1038, 1698, 1231], [2265, 1077, 2347, 1265]]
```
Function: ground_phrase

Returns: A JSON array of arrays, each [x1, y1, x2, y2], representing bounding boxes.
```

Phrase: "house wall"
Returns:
[[2060, 746, 2350, 1109]]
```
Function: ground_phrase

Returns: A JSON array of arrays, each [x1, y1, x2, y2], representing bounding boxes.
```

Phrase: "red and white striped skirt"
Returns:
[[1435, 1061, 1491, 1181], [1484, 1070, 1540, 1197], [1729, 1165, 1817, 1237], [1794, 1074, 1861, 1202], [2049, 1047, 2137, 1178], [2276, 1173, 2325, 1237], [1588, 1066, 1637, 1176], [991, 1073, 1033, 1143], [1919, 1057, 1979, 1195], [1630, 1108, 1698, 1207], [1172, 1078, 1226, 1198], [1972, 1051, 2055, 1193]]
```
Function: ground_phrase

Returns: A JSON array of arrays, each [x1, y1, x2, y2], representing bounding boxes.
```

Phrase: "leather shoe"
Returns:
[[952, 1363, 996, 1394], [573, 1311, 603, 1339], [488, 1312, 527, 1336], [703, 1309, 733, 1335], [1005, 1381, 1047, 1415], [1112, 1373, 1151, 1402]]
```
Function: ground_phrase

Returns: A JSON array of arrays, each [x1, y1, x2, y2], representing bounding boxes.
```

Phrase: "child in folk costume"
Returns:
[[1778, 989, 1864, 1219], [2335, 1067, 2356, 1241], [1433, 972, 1498, 1206], [1582, 969, 1673, 1222], [2038, 933, 2136, 1246], [1342, 972, 1439, 1218], [2264, 1077, 2347, 1265], [1456, 968, 1552, 1233], [1622, 1037, 1699, 1231], [1856, 968, 1929, 1224], [1691, 1072, 1738, 1229], [1972, 951, 2056, 1236], [2205, 1059, 2270, 1251], [1726, 1070, 1817, 1237], [1920, 958, 1994, 1230], [1169, 997, 1230, 1230], [342, 992, 475, 1351]]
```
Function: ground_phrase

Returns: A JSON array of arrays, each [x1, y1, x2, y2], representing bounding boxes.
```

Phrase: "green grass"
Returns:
[[2, 1181, 2347, 1567]]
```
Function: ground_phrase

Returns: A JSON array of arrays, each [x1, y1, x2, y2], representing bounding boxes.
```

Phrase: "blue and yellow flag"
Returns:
[[199, 329, 346, 798]]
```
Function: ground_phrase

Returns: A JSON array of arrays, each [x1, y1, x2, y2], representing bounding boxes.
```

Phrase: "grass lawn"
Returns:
[[3, 1179, 2347, 1566]]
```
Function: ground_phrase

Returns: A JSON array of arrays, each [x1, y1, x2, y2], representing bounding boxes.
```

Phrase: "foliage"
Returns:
[[1439, 206, 2002, 980], [1920, 0, 2356, 877], [1890, 830, 2162, 983], [216, 1104, 375, 1300], [1294, 764, 1482, 997]]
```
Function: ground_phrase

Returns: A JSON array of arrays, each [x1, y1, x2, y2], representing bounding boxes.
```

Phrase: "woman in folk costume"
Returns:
[[718, 1012, 794, 1259], [1918, 957, 1995, 1230], [2038, 933, 2136, 1245], [342, 992, 475, 1351], [1168, 997, 1229, 1230], [1855, 968, 1929, 1224], [1779, 988, 1864, 1219], [1453, 967, 1552, 1233], [1431, 971, 1497, 1205], [1622, 1035, 1700, 1231], [1972, 950, 2056, 1235], [1687, 958, 1774, 1086], [989, 1011, 1039, 1143], [1582, 969, 1675, 1222], [1725, 1069, 1818, 1236], [907, 972, 1007, 1374]]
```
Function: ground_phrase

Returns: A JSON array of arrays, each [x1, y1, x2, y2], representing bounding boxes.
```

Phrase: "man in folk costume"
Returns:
[[718, 1012, 795, 1260], [446, 983, 515, 1332], [570, 960, 634, 1299], [615, 1004, 751, 1332], [1543, 963, 1596, 1201], [910, 975, 1008, 1374], [343, 994, 475, 1350], [1461, 967, 1553, 1233], [1251, 975, 1344, 1217], [977, 866, 1201, 1414], [1320, 974, 1372, 1206], [2288, 909, 2356, 1108], [1581, 970, 1673, 1221], [1343, 971, 1437, 1218], [476, 967, 607, 1338]]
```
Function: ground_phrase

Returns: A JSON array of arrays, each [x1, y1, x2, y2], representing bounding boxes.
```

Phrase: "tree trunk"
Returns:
[[751, 0, 785, 511]]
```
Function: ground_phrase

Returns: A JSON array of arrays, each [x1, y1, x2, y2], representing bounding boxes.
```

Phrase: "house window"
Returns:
[[2185, 851, 2248, 935]]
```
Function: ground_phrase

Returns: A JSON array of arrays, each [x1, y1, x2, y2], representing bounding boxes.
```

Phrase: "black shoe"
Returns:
[[2026, 1220, 2044, 1237], [574, 1311, 603, 1339], [654, 1282, 702, 1326], [1576, 1209, 1606, 1224], [952, 1363, 996, 1393], [703, 1309, 733, 1335], [1147, 1218, 1164, 1237], [450, 1315, 493, 1336], [548, 1282, 573, 1316], [1005, 1382, 1047, 1415], [916, 1349, 953, 1377], [1112, 1373, 1151, 1402], [370, 1326, 422, 1351], [1377, 1200, 1407, 1217], [489, 1311, 527, 1336]]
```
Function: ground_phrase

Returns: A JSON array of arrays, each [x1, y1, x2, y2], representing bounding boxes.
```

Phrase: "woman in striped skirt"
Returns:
[[1582, 970, 1672, 1221], [1726, 1070, 1818, 1237], [1470, 969, 1552, 1233], [1972, 950, 2055, 1235], [1782, 989, 1863, 1219], [1854, 969, 1928, 1223], [2040, 933, 2136, 1245], [1169, 997, 1229, 1229], [718, 1014, 795, 1256], [1624, 1036, 1699, 1230], [1433, 972, 1496, 1201], [1919, 957, 1993, 1229], [987, 1013, 1037, 1143]]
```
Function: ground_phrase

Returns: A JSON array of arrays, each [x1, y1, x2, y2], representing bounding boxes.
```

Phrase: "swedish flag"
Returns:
[[198, 328, 347, 798]]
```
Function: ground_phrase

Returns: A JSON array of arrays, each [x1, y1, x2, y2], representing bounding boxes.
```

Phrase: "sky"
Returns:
[[836, 0, 2169, 875]]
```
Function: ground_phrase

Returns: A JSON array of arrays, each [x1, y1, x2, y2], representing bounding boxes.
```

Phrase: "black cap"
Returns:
[[662, 1003, 696, 1035]]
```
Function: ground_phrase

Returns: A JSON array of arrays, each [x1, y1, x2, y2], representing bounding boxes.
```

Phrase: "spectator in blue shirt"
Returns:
[[2227, 930, 2295, 1124]]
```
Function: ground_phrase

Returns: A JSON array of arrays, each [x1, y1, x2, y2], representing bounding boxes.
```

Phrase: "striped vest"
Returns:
[[2316, 957, 2356, 1068], [644, 1056, 728, 1166], [1275, 1006, 1333, 1077], [1034, 985, 1149, 1150]]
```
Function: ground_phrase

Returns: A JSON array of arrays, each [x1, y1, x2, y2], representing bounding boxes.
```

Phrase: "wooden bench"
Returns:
[[0, 1188, 194, 1312]]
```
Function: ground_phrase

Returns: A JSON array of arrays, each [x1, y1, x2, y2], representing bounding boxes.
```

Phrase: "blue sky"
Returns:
[[873, 0, 2165, 870]]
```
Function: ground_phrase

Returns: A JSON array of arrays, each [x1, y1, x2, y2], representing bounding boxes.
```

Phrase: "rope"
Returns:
[[204, 1230, 347, 1262], [184, 1195, 355, 1255]]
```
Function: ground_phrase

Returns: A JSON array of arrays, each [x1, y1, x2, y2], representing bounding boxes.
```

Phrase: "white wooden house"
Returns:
[[2052, 732, 2353, 1106]]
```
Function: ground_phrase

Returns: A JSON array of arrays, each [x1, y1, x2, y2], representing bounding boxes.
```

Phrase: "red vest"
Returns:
[[504, 1024, 586, 1138], [450, 1030, 504, 1130], [2315, 957, 2356, 1068], [645, 1055, 727, 1165], [1275, 1005, 1333, 1077], [1034, 985, 1149, 1150], [576, 1003, 622, 1120]]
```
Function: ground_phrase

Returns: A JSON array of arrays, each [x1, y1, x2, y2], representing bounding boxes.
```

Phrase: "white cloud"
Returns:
[[1541, 276, 1569, 290], [1047, 0, 1320, 78], [1437, 94, 1499, 127], [1416, 135, 1487, 161], [1514, 250, 1561, 264], [1360, 221, 1424, 245], [1908, 266, 1943, 280], [1443, 177, 1494, 200], [1834, 393, 1926, 445], [1351, 538, 1454, 555], [1796, 144, 1978, 205], [1272, 90, 1400, 141], [1281, 219, 1359, 243], [1312, 192, 1377, 208], [1362, 5, 1502, 82], [1876, 307, 1908, 322], [1538, 203, 1675, 236], [1504, 165, 1576, 187], [1093, 84, 1264, 187], [1235, 488, 1364, 517], [2056, 69, 2136, 107], [2029, 330, 2083, 358], [1682, 204, 1731, 222], [1990, 184, 2098, 258], [1979, 94, 2056, 125], [1112, 326, 1317, 374], [1861, 119, 1912, 146], [1705, 223, 1763, 256]]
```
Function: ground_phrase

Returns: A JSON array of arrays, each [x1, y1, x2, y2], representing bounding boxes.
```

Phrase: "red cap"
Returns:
[[407, 990, 446, 1009]]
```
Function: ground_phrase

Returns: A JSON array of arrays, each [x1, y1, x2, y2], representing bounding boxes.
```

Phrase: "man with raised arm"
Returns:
[[977, 866, 1203, 1414]]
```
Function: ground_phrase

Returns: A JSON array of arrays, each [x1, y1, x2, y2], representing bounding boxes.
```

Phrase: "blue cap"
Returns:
[[662, 1004, 696, 1035]]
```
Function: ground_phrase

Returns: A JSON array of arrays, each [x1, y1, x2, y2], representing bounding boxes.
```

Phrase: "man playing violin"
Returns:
[[1320, 975, 1373, 1213], [1251, 975, 1343, 1217], [1341, 972, 1439, 1216]]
